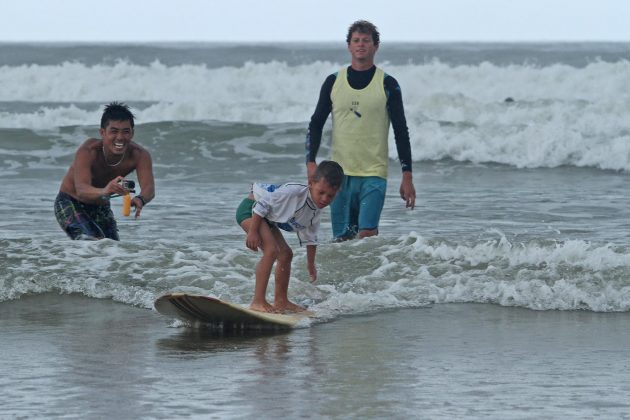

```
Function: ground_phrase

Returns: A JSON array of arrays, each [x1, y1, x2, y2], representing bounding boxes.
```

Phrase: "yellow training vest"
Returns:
[[330, 67, 390, 179]]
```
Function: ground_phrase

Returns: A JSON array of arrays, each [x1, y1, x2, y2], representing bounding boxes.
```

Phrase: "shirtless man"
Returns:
[[54, 102, 155, 240]]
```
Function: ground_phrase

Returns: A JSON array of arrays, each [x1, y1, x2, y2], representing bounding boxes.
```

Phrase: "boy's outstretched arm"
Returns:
[[307, 245, 317, 282]]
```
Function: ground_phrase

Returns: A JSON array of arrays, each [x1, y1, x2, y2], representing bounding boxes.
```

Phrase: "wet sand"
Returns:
[[2, 294, 630, 418]]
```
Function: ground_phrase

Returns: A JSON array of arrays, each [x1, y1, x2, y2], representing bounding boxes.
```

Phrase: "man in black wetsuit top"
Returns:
[[305, 19, 416, 241]]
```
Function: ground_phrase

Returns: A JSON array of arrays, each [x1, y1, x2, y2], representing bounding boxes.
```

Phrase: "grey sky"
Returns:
[[1, 0, 629, 42]]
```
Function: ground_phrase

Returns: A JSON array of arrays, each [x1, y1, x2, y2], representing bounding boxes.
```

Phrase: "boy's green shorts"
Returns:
[[235, 198, 255, 225]]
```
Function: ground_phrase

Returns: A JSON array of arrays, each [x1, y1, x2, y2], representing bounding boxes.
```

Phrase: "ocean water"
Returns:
[[2, 42, 630, 418]]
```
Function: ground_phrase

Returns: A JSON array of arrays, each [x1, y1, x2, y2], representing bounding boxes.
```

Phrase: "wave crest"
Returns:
[[2, 59, 630, 170]]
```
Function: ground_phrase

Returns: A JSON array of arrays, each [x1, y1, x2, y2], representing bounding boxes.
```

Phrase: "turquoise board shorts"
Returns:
[[330, 176, 387, 240]]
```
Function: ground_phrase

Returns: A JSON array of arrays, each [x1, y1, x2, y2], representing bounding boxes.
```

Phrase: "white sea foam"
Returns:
[[4, 230, 629, 314], [2, 59, 630, 170]]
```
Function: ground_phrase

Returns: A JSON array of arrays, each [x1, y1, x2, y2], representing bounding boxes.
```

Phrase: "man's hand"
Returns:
[[400, 172, 416, 209], [131, 197, 144, 219], [306, 161, 318, 182], [100, 176, 126, 198]]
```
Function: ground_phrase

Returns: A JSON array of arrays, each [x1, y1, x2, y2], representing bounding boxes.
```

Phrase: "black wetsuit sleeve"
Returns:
[[306, 74, 336, 163], [384, 75, 413, 172]]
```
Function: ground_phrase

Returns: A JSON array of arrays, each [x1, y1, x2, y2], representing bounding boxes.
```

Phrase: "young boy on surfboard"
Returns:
[[236, 161, 344, 313]]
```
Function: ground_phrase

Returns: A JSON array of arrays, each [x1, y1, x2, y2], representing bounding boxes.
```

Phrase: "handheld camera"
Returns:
[[121, 179, 136, 193]]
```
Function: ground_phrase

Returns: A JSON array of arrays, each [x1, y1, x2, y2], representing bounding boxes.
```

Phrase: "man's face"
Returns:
[[347, 31, 378, 63], [309, 179, 339, 209], [100, 120, 134, 155]]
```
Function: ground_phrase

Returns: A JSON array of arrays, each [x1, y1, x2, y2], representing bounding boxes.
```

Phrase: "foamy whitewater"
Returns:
[[4, 41, 630, 419]]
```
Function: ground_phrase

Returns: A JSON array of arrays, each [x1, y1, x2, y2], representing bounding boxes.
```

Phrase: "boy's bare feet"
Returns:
[[249, 300, 276, 313], [273, 300, 306, 313]]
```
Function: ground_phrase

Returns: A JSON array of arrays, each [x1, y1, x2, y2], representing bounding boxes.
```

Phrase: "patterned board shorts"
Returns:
[[54, 192, 119, 240]]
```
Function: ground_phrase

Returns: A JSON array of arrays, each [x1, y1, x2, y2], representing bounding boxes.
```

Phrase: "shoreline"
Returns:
[[2, 293, 630, 418]]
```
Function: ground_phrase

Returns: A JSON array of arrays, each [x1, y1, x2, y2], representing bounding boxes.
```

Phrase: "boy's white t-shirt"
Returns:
[[252, 182, 320, 246]]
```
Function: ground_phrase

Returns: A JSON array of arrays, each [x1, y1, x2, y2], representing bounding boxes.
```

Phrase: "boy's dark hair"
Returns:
[[312, 160, 344, 189], [100, 102, 135, 129], [346, 20, 380, 46]]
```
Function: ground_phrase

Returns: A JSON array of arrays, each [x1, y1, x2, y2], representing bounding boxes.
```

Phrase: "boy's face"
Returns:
[[309, 179, 339, 209]]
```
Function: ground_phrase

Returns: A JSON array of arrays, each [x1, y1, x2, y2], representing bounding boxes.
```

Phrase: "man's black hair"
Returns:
[[100, 102, 135, 129]]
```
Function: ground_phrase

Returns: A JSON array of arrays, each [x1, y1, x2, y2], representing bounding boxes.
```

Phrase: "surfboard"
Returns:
[[154, 293, 314, 330]]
